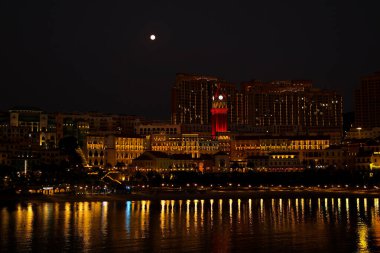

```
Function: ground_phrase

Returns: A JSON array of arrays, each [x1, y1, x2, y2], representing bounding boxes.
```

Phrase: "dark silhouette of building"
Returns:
[[355, 71, 380, 128]]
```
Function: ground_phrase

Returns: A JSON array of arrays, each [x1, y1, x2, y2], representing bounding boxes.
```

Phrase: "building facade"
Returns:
[[135, 122, 181, 136], [150, 133, 219, 158], [171, 73, 241, 130], [85, 135, 147, 168], [242, 80, 343, 137]]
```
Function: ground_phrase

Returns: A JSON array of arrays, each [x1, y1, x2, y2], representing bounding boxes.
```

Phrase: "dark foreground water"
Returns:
[[1, 198, 380, 252]]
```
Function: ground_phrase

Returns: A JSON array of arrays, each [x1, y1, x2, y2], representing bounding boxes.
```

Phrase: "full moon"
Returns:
[[150, 34, 156, 41]]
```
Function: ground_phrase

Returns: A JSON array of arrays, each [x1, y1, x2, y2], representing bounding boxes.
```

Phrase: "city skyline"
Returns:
[[1, 1, 380, 119], [0, 71, 375, 119], [0, 72, 352, 119]]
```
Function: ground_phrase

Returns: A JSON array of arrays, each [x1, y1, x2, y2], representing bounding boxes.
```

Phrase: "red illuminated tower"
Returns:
[[211, 85, 228, 138]]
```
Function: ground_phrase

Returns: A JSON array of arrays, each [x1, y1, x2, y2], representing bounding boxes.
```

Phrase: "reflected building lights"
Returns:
[[179, 200, 183, 214], [229, 199, 233, 225], [210, 199, 214, 226], [101, 202, 108, 239], [25, 203, 33, 245], [194, 199, 199, 231], [161, 200, 166, 236], [346, 198, 350, 224], [309, 198, 312, 215], [248, 199, 252, 224], [357, 222, 370, 253], [0, 207, 8, 249], [219, 199, 223, 223], [200, 199, 204, 229], [126, 201, 131, 235], [237, 199, 241, 224], [64, 202, 71, 246], [186, 200, 191, 234], [357, 198, 360, 214], [2, 197, 380, 252], [338, 198, 341, 215]]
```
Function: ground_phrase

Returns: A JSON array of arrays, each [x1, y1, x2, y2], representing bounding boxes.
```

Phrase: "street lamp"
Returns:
[[356, 127, 362, 139]]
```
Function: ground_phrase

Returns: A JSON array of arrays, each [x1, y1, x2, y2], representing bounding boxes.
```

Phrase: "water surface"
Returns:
[[1, 197, 380, 252]]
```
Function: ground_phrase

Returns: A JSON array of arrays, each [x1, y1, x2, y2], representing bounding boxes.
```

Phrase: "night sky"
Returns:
[[1, 0, 379, 119]]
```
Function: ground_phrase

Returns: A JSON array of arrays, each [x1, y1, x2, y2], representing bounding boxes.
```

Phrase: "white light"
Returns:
[[150, 34, 156, 40], [218, 95, 223, 100]]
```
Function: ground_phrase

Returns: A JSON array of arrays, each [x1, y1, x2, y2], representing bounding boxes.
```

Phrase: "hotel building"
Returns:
[[171, 73, 242, 130], [242, 80, 343, 138], [85, 135, 147, 168]]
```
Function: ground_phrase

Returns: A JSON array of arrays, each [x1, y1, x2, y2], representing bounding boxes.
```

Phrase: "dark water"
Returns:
[[1, 198, 380, 252]]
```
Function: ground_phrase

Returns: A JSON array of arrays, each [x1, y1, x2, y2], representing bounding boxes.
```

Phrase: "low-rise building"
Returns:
[[231, 135, 330, 163], [135, 122, 181, 136], [85, 134, 147, 168], [247, 152, 303, 172], [150, 133, 219, 158], [131, 151, 172, 172]]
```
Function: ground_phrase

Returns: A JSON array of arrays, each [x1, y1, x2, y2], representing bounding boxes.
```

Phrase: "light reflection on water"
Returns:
[[1, 198, 380, 252]]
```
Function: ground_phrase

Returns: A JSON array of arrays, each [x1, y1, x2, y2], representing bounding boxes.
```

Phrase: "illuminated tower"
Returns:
[[211, 85, 228, 138]]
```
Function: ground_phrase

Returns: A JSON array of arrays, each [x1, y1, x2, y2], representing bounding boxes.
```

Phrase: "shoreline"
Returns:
[[1, 188, 380, 203]]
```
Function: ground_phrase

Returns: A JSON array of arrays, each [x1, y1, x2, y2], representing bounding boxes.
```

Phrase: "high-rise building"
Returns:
[[171, 73, 240, 131], [242, 80, 343, 136], [355, 71, 380, 128]]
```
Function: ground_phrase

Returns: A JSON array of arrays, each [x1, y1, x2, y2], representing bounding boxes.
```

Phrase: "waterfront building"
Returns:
[[231, 135, 330, 160], [150, 133, 219, 158], [114, 135, 147, 166], [85, 134, 146, 168], [131, 151, 217, 172], [85, 135, 107, 167], [131, 151, 172, 171], [230, 135, 330, 168], [247, 152, 303, 172]]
